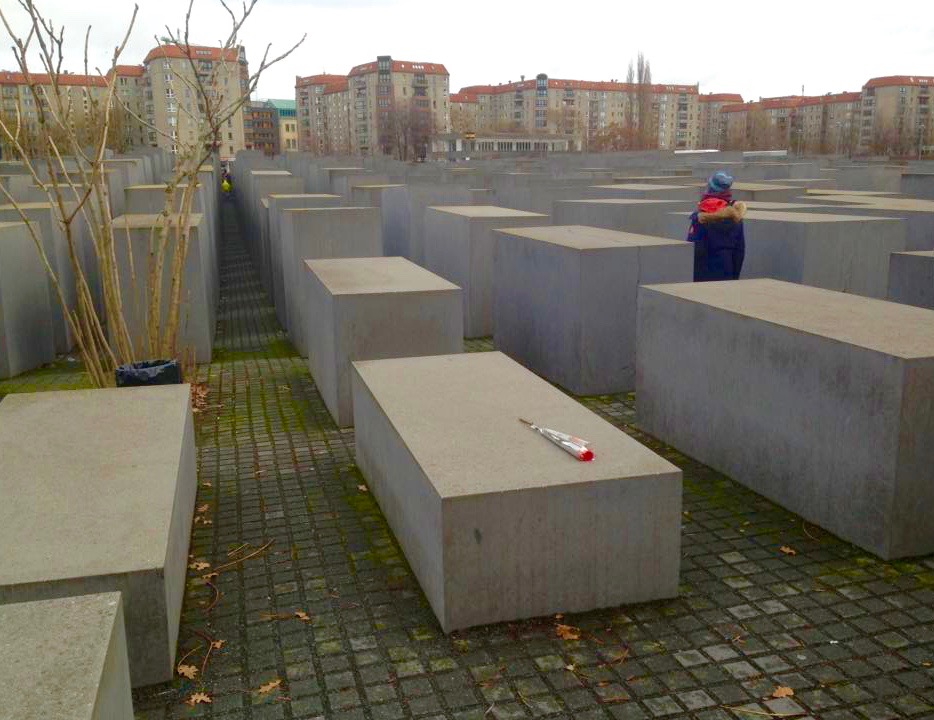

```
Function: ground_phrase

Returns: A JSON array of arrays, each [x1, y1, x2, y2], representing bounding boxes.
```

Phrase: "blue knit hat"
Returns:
[[707, 171, 734, 194]]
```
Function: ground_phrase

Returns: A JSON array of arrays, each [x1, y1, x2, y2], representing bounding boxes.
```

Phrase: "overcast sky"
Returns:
[[1, 0, 932, 102]]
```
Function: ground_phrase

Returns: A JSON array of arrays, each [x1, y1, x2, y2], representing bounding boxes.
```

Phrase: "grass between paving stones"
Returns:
[[26, 204, 934, 720]]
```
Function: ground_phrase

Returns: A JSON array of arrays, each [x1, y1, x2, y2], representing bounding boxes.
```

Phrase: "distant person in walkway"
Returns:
[[686, 171, 746, 281]]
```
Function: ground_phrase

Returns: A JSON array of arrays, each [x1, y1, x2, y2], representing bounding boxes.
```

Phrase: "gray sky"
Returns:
[[1, 0, 932, 102]]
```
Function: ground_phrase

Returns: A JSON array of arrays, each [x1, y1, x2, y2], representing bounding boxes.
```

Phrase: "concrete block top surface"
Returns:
[[112, 213, 204, 229], [305, 256, 459, 296], [728, 182, 800, 192], [498, 225, 686, 250], [0, 201, 53, 210], [323, 167, 365, 171], [592, 183, 692, 191], [0, 385, 193, 585], [744, 202, 839, 211], [812, 197, 934, 212], [284, 206, 374, 216], [261, 198, 269, 208], [894, 250, 934, 258], [429, 205, 547, 219], [807, 189, 901, 196], [642, 279, 934, 359], [0, 592, 124, 719], [561, 198, 682, 206], [353, 183, 406, 189], [353, 352, 679, 498], [249, 170, 292, 176], [742, 210, 898, 223], [269, 193, 340, 200]]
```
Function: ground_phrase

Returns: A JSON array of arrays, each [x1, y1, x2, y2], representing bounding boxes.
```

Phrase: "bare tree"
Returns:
[[0, 0, 303, 386]]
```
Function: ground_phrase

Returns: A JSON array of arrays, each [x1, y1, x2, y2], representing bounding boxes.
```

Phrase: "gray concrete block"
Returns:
[[788, 198, 934, 251], [333, 173, 389, 199], [0, 222, 55, 378], [887, 250, 934, 309], [668, 210, 907, 299], [494, 226, 692, 394], [112, 214, 216, 362], [423, 206, 550, 338], [0, 593, 134, 719], [381, 184, 474, 263], [587, 183, 700, 200], [267, 194, 342, 326], [281, 207, 382, 355], [352, 352, 682, 632], [0, 385, 197, 685], [901, 172, 934, 200], [350, 183, 406, 208], [305, 257, 462, 426], [0, 203, 78, 353], [636, 279, 934, 560], [553, 199, 686, 238]]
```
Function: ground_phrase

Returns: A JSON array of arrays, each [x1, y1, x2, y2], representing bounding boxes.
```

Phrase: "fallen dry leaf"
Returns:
[[294, 610, 312, 622], [202, 481, 213, 488], [780, 546, 798, 556], [258, 679, 282, 695], [177, 664, 199, 679], [190, 384, 210, 414], [212, 639, 226, 650], [772, 686, 795, 698], [197, 504, 210, 513], [202, 572, 219, 581], [187, 692, 212, 705], [189, 561, 211, 571], [357, 484, 368, 493], [565, 664, 576, 673], [259, 612, 293, 622], [556, 624, 581, 641]]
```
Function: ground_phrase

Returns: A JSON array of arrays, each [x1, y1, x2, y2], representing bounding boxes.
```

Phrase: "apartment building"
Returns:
[[858, 76, 934, 154], [295, 57, 450, 157], [267, 99, 298, 151], [453, 75, 701, 150], [698, 93, 744, 149], [245, 100, 278, 155], [450, 91, 479, 134], [142, 43, 250, 161], [295, 73, 347, 152]]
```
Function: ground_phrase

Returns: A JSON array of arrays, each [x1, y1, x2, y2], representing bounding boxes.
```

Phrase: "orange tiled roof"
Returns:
[[458, 79, 698, 96], [143, 44, 240, 64], [864, 75, 934, 89], [114, 64, 145, 77], [0, 70, 106, 87], [450, 92, 478, 104], [349, 60, 448, 77], [295, 73, 346, 89], [699, 93, 743, 103]]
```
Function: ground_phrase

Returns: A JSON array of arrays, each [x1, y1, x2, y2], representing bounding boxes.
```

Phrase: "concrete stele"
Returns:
[[637, 278, 934, 560], [0, 593, 134, 719], [0, 385, 198, 686], [352, 351, 682, 631]]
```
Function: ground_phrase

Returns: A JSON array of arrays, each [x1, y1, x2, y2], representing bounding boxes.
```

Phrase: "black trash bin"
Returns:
[[115, 359, 182, 387]]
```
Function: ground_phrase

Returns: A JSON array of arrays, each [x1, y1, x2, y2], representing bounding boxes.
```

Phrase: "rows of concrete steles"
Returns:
[[1, 147, 933, 717]]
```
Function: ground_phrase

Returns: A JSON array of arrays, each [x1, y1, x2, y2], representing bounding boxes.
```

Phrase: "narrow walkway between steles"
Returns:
[[132, 203, 934, 720]]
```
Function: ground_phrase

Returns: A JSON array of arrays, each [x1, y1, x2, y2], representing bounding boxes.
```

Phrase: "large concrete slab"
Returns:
[[0, 222, 55, 378], [587, 183, 700, 200], [423, 206, 550, 337], [267, 194, 342, 326], [888, 250, 934, 309], [494, 225, 693, 395], [788, 198, 934, 251], [112, 213, 216, 362], [666, 209, 906, 298], [350, 183, 406, 208], [637, 279, 934, 560], [0, 593, 134, 719], [0, 385, 197, 686], [901, 172, 934, 200], [553, 199, 686, 237], [352, 352, 682, 631], [281, 207, 382, 355], [305, 257, 463, 426], [381, 184, 474, 263]]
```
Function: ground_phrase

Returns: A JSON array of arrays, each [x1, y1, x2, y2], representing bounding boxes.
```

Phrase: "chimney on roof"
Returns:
[[521, 75, 525, 82]]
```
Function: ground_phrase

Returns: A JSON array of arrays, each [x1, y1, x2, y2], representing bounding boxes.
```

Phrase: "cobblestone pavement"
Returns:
[[5, 207, 934, 720]]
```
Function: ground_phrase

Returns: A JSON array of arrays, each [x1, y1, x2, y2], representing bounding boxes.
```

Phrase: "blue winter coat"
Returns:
[[686, 201, 747, 282]]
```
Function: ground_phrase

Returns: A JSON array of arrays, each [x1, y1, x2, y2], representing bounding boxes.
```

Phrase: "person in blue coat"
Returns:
[[686, 171, 747, 281]]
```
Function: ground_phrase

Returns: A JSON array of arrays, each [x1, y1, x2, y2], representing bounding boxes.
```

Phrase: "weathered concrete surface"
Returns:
[[382, 184, 474, 263], [305, 257, 462, 426], [0, 593, 134, 719], [553, 199, 687, 238], [665, 209, 907, 298], [0, 385, 197, 686], [423, 206, 550, 337], [111, 213, 216, 362], [0, 222, 55, 378], [352, 352, 682, 631], [494, 225, 692, 394], [267, 194, 342, 326], [587, 183, 700, 200], [786, 198, 934, 251], [637, 278, 934, 560], [901, 172, 934, 200], [887, 250, 934, 309], [0, 203, 78, 353], [281, 207, 382, 355], [350, 183, 406, 208]]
